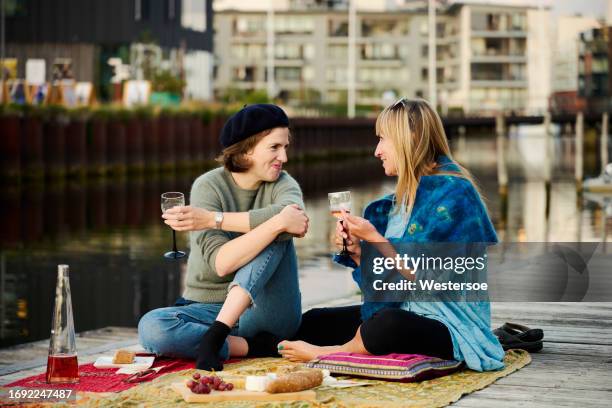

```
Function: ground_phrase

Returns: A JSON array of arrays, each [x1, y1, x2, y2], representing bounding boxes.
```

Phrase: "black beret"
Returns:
[[219, 104, 289, 148]]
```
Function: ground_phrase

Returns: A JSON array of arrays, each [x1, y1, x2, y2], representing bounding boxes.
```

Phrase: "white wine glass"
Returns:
[[328, 191, 353, 257], [161, 192, 186, 259]]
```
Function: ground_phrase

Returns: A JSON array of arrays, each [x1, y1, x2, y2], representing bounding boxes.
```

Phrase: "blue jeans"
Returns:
[[138, 240, 302, 360]]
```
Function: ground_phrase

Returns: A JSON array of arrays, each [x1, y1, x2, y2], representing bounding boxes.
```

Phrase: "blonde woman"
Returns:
[[279, 98, 505, 372]]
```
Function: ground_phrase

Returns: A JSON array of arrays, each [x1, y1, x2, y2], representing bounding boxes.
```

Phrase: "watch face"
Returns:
[[216, 212, 223, 228]]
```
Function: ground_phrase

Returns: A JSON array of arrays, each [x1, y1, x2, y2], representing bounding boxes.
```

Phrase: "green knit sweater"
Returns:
[[183, 166, 304, 303]]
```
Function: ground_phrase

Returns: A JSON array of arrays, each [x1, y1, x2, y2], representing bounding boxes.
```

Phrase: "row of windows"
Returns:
[[578, 57, 609, 74], [231, 65, 529, 85], [471, 11, 527, 32], [231, 66, 410, 83], [471, 63, 526, 81], [232, 16, 412, 36], [230, 44, 417, 60], [471, 38, 526, 57], [231, 44, 317, 60], [469, 88, 528, 104]]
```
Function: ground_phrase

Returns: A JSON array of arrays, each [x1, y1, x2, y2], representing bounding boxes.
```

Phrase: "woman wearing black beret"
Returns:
[[138, 104, 308, 370]]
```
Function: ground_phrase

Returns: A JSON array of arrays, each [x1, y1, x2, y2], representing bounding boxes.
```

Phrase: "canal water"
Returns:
[[0, 131, 609, 347]]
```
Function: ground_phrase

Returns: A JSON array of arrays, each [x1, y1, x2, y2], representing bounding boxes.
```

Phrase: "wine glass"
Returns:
[[328, 191, 352, 257], [161, 192, 186, 259]]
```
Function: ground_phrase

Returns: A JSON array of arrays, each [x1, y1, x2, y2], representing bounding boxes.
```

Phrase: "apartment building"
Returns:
[[549, 15, 600, 114], [439, 2, 550, 114], [213, 1, 550, 114], [213, 8, 430, 107], [578, 26, 612, 113]]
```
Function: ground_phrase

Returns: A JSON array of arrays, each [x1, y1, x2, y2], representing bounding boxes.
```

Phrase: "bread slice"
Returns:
[[112, 349, 135, 364]]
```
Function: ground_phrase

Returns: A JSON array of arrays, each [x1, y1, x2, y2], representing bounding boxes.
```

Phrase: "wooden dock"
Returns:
[[1, 300, 611, 407]]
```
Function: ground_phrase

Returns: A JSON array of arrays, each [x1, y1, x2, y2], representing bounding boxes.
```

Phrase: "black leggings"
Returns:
[[292, 305, 454, 360]]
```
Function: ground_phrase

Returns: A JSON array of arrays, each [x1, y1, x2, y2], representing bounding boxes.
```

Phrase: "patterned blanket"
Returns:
[[73, 349, 530, 408]]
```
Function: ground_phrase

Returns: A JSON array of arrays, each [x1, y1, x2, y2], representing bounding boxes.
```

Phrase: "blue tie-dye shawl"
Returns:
[[333, 155, 505, 371]]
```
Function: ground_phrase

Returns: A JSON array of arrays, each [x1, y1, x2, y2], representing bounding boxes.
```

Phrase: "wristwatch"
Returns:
[[214, 212, 224, 229]]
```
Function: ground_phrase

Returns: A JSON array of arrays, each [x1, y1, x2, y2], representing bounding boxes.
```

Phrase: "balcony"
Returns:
[[471, 79, 527, 88], [471, 53, 527, 63], [471, 30, 527, 38]]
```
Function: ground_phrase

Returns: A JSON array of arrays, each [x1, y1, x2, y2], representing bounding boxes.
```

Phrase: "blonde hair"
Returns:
[[375, 98, 481, 217]]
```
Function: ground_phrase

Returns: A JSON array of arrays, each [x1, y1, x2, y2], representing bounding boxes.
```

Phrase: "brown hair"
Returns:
[[216, 128, 273, 172]]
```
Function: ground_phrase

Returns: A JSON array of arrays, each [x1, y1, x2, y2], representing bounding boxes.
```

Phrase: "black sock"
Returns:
[[196, 321, 231, 371], [245, 332, 283, 357]]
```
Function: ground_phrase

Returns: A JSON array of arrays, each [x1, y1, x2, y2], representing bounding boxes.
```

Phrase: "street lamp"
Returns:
[[428, 0, 437, 109], [1, 0, 5, 82]]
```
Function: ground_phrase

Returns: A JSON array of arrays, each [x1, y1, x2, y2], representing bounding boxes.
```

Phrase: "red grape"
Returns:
[[191, 383, 211, 394], [212, 376, 221, 387], [226, 383, 234, 391], [201, 376, 211, 384], [186, 380, 196, 389], [192, 373, 201, 380], [218, 383, 226, 391]]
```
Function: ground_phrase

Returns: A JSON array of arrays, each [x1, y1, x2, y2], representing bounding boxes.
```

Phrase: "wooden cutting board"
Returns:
[[170, 382, 317, 403]]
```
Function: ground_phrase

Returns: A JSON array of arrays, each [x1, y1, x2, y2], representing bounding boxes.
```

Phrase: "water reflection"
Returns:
[[1, 133, 610, 347]]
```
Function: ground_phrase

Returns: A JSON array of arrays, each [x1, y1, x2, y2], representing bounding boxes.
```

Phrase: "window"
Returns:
[[275, 43, 302, 59], [275, 16, 314, 33], [182, 0, 207, 32], [471, 63, 526, 81], [421, 45, 428, 58], [420, 21, 428, 36], [327, 66, 347, 83], [472, 11, 526, 32], [231, 44, 264, 59], [511, 13, 526, 31], [232, 66, 255, 82], [303, 66, 314, 81], [276, 67, 302, 81], [361, 19, 398, 37], [361, 44, 398, 60], [304, 44, 315, 60], [328, 45, 347, 59], [471, 63, 503, 81], [329, 19, 349, 37], [358, 68, 405, 83], [234, 16, 265, 35], [592, 58, 608, 74]]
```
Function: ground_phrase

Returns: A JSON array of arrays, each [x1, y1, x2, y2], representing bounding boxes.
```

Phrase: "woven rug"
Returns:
[[70, 349, 530, 408]]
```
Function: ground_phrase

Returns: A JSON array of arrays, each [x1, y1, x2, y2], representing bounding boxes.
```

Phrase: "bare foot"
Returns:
[[277, 340, 343, 362]]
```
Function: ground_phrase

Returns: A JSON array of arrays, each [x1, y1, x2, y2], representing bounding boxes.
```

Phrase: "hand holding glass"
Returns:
[[161, 192, 186, 259], [328, 191, 353, 257]]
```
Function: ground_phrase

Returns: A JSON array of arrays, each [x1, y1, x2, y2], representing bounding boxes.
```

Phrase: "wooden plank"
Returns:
[[536, 342, 612, 358], [452, 385, 612, 408]]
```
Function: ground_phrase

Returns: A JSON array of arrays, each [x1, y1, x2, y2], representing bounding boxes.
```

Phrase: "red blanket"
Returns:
[[5, 356, 198, 393]]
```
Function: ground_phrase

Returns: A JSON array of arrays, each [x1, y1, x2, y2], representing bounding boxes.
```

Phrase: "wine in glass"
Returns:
[[161, 192, 186, 259], [328, 191, 352, 257]]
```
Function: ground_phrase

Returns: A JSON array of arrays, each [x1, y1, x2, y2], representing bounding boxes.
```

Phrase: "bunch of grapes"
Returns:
[[186, 372, 235, 394]]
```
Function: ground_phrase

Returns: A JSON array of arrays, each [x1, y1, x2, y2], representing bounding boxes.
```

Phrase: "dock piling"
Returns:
[[601, 112, 609, 172]]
